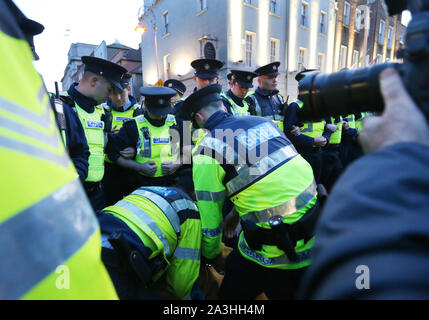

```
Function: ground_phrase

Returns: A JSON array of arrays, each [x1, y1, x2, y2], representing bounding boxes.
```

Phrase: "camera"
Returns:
[[297, 0, 429, 122]]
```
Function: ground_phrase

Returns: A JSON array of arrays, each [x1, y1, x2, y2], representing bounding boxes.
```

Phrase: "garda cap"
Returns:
[[254, 61, 281, 77], [183, 84, 223, 119], [164, 79, 186, 96], [120, 72, 132, 90], [139, 86, 176, 116], [191, 58, 224, 79], [81, 56, 128, 91], [230, 70, 258, 89], [20, 18, 44, 60]]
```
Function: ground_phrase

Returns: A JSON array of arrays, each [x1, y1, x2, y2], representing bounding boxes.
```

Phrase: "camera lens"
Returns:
[[297, 62, 401, 122]]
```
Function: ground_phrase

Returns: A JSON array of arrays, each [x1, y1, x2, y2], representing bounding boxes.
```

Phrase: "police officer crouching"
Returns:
[[106, 86, 184, 188], [96, 176, 201, 300]]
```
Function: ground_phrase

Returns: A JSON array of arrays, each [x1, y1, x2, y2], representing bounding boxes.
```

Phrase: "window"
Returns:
[[378, 20, 385, 45], [270, 39, 279, 63], [400, 31, 405, 44], [376, 54, 383, 64], [317, 53, 324, 71], [387, 26, 393, 49], [300, 2, 308, 27], [244, 0, 252, 4], [199, 0, 207, 11], [343, 2, 350, 26], [298, 48, 306, 72], [163, 11, 169, 34], [163, 54, 171, 79], [320, 11, 327, 34], [340, 45, 347, 69], [270, 0, 277, 14], [352, 50, 359, 68], [245, 32, 255, 67]]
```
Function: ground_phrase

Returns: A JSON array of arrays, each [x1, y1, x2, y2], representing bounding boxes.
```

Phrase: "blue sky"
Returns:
[[14, 0, 144, 92]]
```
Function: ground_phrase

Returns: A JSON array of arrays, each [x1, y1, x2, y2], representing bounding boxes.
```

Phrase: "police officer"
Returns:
[[107, 86, 184, 188], [0, 0, 117, 299], [183, 84, 321, 300], [164, 78, 186, 107], [60, 56, 127, 210], [221, 70, 258, 117], [283, 70, 333, 184], [322, 116, 345, 191], [245, 61, 286, 130], [101, 73, 143, 206], [97, 178, 201, 300]]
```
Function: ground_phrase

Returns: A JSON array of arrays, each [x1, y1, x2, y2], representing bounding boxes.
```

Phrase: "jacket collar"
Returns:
[[204, 110, 230, 131], [67, 83, 98, 113], [256, 86, 279, 97]]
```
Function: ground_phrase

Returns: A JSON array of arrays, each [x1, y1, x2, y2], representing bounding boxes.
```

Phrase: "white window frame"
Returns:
[[163, 54, 171, 79], [300, 1, 308, 27], [270, 0, 277, 14], [317, 53, 324, 71], [199, 0, 207, 11], [163, 11, 169, 34], [387, 26, 394, 49], [245, 31, 256, 68], [270, 38, 279, 63], [352, 50, 359, 68], [343, 2, 350, 26], [378, 20, 385, 45], [298, 47, 306, 72], [340, 45, 347, 69], [320, 11, 327, 34]]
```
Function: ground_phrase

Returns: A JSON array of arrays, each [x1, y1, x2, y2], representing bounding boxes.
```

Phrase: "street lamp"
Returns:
[[136, 5, 161, 84]]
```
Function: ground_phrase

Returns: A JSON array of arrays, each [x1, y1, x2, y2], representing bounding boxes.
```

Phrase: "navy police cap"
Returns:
[[139, 86, 176, 116], [81, 56, 127, 91], [120, 73, 132, 90], [191, 58, 224, 79], [183, 84, 223, 118], [164, 79, 186, 96], [230, 70, 258, 89], [20, 18, 44, 60], [254, 61, 281, 77]]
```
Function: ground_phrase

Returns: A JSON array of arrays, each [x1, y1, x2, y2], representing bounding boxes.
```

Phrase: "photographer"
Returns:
[[297, 69, 429, 299]]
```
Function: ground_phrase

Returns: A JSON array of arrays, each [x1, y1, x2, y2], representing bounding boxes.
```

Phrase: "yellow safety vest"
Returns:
[[329, 116, 343, 145], [343, 114, 356, 129], [102, 103, 142, 131], [135, 114, 179, 177], [294, 100, 326, 139], [220, 92, 250, 116], [0, 22, 117, 299], [74, 104, 106, 182], [355, 112, 373, 131]]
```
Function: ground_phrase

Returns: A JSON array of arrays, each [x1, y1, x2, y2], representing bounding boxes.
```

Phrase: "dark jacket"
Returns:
[[298, 142, 429, 299]]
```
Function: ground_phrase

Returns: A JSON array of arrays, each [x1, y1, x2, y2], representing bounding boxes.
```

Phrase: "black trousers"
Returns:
[[299, 149, 323, 184], [321, 148, 343, 192], [219, 249, 307, 300], [85, 182, 106, 211]]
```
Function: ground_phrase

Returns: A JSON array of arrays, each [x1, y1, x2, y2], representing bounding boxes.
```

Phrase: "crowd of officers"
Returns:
[[2, 0, 376, 300]]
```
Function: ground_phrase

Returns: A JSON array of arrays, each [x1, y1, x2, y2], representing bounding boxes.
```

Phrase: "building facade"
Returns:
[[139, 0, 338, 101], [61, 42, 143, 99], [138, 0, 405, 101]]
